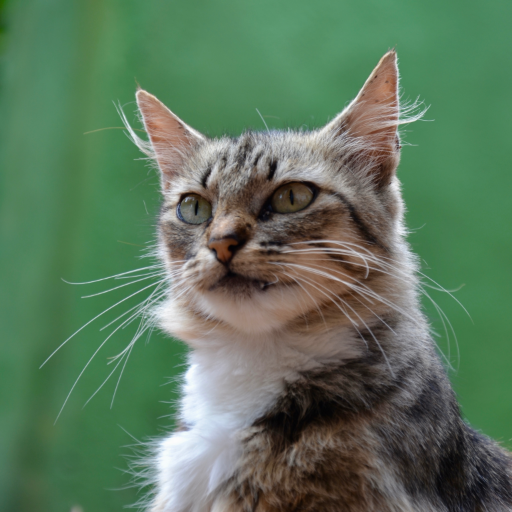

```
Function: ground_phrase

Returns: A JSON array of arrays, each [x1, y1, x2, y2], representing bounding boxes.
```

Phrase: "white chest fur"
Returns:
[[153, 329, 359, 512]]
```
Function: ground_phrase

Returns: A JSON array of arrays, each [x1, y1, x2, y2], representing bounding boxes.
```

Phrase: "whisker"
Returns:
[[282, 260, 421, 327], [275, 268, 327, 329], [419, 285, 459, 370], [117, 291, 167, 333], [62, 265, 163, 285], [288, 239, 375, 256], [280, 267, 366, 347], [281, 247, 401, 280], [276, 262, 394, 375], [111, 343, 135, 408], [281, 239, 463, 369], [77, 286, 167, 412], [346, 290, 397, 336], [107, 287, 167, 364], [417, 270, 472, 322], [55, 316, 135, 423], [81, 273, 164, 299], [113, 271, 166, 280], [100, 302, 150, 332], [41, 280, 162, 369], [300, 272, 394, 375], [83, 353, 126, 408]]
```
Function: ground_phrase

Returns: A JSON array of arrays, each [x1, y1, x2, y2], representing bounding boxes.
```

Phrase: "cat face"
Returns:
[[129, 51, 414, 335], [156, 131, 392, 333]]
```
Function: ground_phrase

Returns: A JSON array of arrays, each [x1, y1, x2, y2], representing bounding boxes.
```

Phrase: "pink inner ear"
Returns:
[[136, 89, 205, 184], [320, 51, 400, 186], [339, 51, 399, 142], [136, 89, 204, 148]]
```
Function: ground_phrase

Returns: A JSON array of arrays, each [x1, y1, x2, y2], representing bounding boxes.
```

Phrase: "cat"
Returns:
[[123, 51, 512, 511]]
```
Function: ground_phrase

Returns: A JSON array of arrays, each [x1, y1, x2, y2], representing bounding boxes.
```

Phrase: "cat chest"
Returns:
[[209, 420, 419, 512], [155, 402, 423, 512]]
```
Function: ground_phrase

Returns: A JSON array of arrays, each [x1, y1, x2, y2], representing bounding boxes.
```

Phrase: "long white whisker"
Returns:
[[299, 272, 394, 375], [107, 286, 167, 364], [417, 270, 471, 322], [81, 273, 164, 299], [285, 240, 408, 275], [283, 261, 420, 327], [283, 247, 372, 276], [280, 239, 463, 371], [280, 267, 366, 347], [118, 290, 167, 333], [419, 285, 459, 370], [86, 313, 163, 409], [100, 301, 150, 332], [278, 263, 394, 375], [114, 271, 165, 280], [62, 265, 162, 285], [281, 247, 406, 280], [98, 284, 168, 333], [60, 284, 167, 418], [300, 244, 466, 321], [111, 342, 135, 408], [83, 353, 126, 408], [55, 312, 139, 423], [41, 281, 162, 369], [288, 239, 375, 257], [346, 290, 397, 336]]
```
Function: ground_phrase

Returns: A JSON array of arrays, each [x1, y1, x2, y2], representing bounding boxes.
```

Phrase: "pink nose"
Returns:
[[208, 238, 239, 264]]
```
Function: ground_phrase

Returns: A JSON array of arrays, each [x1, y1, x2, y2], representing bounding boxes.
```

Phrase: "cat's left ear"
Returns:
[[136, 89, 206, 188], [320, 51, 400, 187]]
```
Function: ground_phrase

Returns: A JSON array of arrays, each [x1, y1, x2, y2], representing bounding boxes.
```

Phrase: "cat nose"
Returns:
[[208, 237, 240, 264]]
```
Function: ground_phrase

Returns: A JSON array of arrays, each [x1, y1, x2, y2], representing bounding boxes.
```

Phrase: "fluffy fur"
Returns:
[[123, 51, 512, 511]]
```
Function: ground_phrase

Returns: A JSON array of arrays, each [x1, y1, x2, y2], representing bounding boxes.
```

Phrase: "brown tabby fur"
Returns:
[[125, 51, 512, 511], [212, 324, 512, 511]]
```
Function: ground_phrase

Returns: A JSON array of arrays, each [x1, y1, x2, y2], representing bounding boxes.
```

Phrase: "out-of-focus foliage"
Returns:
[[0, 1, 511, 510]]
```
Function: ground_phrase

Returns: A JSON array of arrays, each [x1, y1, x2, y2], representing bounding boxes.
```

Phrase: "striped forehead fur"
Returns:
[[122, 100, 422, 189]]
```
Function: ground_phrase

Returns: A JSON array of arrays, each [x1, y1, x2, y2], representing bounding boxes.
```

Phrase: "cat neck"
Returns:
[[179, 323, 363, 432], [157, 281, 425, 429]]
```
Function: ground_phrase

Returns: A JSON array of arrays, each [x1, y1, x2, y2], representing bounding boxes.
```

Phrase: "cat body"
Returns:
[[126, 52, 512, 511]]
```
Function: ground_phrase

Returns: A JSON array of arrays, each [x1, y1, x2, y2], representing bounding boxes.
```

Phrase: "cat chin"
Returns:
[[193, 287, 305, 335]]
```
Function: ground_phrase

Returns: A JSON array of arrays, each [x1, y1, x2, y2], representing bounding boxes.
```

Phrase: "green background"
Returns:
[[1, 0, 511, 510]]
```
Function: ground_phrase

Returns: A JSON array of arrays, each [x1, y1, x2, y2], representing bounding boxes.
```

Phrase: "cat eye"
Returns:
[[178, 194, 212, 224], [271, 182, 314, 214]]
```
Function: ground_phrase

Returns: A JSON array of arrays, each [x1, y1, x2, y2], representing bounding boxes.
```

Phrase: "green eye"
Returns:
[[271, 182, 314, 214], [178, 194, 212, 224]]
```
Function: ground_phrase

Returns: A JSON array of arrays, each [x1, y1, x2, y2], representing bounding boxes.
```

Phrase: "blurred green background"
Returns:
[[0, 0, 511, 510]]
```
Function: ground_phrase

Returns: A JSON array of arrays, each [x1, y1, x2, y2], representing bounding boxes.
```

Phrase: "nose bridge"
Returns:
[[210, 211, 248, 241], [210, 215, 246, 240], [208, 208, 252, 264]]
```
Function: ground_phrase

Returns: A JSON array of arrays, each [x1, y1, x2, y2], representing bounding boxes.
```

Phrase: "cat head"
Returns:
[[127, 51, 418, 339]]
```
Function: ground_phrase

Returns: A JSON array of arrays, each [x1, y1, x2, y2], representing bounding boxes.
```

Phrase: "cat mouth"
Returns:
[[210, 271, 277, 293]]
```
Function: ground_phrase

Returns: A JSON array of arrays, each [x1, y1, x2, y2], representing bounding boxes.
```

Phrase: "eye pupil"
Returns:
[[270, 182, 314, 214], [178, 194, 212, 224]]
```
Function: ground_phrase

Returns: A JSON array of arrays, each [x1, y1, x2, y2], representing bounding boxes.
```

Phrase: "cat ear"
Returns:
[[136, 89, 205, 187], [320, 51, 400, 187]]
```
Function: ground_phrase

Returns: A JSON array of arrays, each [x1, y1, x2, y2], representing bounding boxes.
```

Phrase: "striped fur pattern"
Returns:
[[127, 52, 512, 511]]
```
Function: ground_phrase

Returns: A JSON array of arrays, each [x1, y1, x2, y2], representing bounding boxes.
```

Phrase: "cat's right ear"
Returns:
[[136, 89, 205, 188]]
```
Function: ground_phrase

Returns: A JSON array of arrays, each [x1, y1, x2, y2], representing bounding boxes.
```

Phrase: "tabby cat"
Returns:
[[125, 51, 512, 511]]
